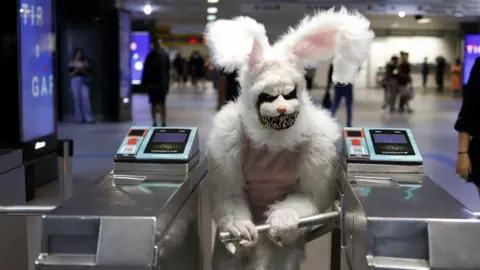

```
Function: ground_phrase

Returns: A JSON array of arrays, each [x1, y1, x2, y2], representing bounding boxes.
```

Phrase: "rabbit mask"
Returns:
[[205, 8, 374, 147]]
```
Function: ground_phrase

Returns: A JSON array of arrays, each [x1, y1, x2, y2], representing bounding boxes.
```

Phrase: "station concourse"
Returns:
[[21, 85, 479, 270]]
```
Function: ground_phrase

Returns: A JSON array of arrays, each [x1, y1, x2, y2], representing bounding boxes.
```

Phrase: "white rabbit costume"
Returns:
[[205, 8, 374, 270]]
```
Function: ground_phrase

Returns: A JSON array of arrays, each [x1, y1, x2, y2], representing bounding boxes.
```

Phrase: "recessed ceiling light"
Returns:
[[417, 18, 431, 24], [207, 15, 216, 21], [398, 11, 406, 18], [454, 12, 464, 17], [207, 0, 219, 3], [207, 7, 218, 14], [143, 4, 152, 15]]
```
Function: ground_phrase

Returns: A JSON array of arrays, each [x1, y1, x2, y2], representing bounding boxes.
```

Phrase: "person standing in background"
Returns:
[[69, 48, 94, 124], [142, 42, 169, 127], [330, 82, 354, 127], [450, 58, 462, 95], [435, 56, 446, 93], [421, 57, 429, 89], [455, 57, 479, 192], [305, 67, 316, 92]]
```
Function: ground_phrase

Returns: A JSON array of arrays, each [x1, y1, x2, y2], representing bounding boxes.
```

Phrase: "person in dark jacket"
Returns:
[[188, 50, 205, 90], [436, 56, 446, 93], [142, 43, 170, 126], [455, 57, 480, 189], [421, 57, 429, 89]]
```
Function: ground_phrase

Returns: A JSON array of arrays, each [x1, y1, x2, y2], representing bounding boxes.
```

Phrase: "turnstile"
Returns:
[[0, 149, 28, 270], [338, 127, 480, 269], [35, 126, 211, 270]]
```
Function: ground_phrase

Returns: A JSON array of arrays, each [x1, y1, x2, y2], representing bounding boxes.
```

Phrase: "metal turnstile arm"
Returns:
[[219, 209, 340, 242]]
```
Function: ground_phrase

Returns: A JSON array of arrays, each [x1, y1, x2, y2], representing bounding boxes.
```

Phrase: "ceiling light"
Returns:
[[417, 18, 431, 24], [207, 0, 219, 3], [398, 11, 406, 18], [454, 12, 464, 18], [143, 4, 152, 15], [207, 7, 218, 14], [207, 15, 216, 21]]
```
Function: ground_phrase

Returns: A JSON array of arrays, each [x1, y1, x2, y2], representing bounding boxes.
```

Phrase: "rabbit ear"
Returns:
[[204, 16, 270, 72], [274, 7, 374, 84]]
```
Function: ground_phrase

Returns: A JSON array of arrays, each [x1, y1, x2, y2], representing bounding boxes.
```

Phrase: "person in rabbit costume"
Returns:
[[205, 7, 374, 270]]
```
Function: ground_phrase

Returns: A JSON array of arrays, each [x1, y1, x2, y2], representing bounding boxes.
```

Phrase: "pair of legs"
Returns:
[[71, 76, 93, 123], [330, 84, 353, 127], [149, 91, 167, 126]]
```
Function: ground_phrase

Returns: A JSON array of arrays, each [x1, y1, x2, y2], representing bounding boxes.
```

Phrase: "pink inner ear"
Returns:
[[248, 39, 262, 67], [293, 28, 336, 58]]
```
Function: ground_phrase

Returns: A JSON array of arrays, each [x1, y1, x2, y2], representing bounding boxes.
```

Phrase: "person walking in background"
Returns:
[[421, 57, 429, 89], [305, 67, 316, 92], [322, 63, 333, 109], [383, 56, 398, 111], [69, 48, 94, 123], [450, 58, 462, 95], [435, 56, 446, 93], [217, 68, 240, 110], [173, 53, 186, 87], [330, 82, 354, 127], [455, 57, 479, 192], [142, 42, 169, 127], [188, 50, 205, 90], [397, 51, 413, 113]]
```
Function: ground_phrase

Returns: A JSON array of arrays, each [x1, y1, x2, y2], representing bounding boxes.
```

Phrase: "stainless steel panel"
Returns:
[[0, 149, 27, 270], [113, 153, 200, 174], [428, 220, 480, 269], [36, 156, 208, 270]]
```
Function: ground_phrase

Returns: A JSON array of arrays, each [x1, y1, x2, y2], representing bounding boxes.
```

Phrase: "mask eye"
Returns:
[[283, 86, 297, 100], [258, 93, 278, 103]]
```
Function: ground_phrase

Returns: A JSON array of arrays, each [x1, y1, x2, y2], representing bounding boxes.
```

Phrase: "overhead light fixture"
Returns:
[[454, 12, 464, 18], [207, 15, 216, 21], [398, 11, 406, 18], [143, 4, 152, 15], [207, 0, 219, 3], [207, 7, 218, 14]]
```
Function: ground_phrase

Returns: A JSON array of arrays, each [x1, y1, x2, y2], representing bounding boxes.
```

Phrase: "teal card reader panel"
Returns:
[[115, 126, 199, 163], [344, 127, 423, 165]]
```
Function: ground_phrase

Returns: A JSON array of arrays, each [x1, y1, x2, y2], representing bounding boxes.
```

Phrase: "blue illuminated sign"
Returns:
[[130, 32, 150, 85], [463, 35, 480, 85], [19, 0, 55, 142]]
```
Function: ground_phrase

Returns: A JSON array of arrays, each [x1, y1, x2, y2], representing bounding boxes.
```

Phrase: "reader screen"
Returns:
[[370, 129, 414, 155], [152, 133, 187, 143], [373, 134, 407, 144], [128, 129, 145, 136], [144, 129, 191, 154]]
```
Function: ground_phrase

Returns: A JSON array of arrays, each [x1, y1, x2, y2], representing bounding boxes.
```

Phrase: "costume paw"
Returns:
[[266, 208, 300, 246], [224, 219, 259, 248]]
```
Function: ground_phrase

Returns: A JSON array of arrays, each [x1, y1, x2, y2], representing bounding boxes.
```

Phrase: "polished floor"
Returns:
[[25, 83, 479, 270]]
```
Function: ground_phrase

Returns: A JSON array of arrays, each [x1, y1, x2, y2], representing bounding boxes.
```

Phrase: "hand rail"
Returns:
[[219, 210, 340, 242], [0, 205, 57, 216]]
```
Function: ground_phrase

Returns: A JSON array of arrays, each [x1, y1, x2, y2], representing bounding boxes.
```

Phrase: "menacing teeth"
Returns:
[[261, 112, 299, 130]]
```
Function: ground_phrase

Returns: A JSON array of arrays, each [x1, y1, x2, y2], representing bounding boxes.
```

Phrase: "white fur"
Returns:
[[206, 7, 372, 270]]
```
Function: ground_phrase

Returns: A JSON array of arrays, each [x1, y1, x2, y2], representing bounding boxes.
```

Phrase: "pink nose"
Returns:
[[277, 106, 287, 113]]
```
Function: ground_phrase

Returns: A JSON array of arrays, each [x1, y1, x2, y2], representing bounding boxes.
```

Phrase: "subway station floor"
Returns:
[[26, 84, 480, 270]]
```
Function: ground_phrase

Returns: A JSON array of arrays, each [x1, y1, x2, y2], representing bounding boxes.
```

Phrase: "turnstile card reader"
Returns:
[[114, 126, 200, 176], [343, 128, 423, 174]]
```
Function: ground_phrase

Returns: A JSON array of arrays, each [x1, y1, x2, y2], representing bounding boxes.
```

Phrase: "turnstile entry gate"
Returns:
[[1, 126, 480, 270], [35, 126, 211, 270], [337, 127, 480, 269]]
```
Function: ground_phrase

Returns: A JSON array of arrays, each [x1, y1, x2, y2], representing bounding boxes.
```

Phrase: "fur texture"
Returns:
[[205, 7, 373, 270]]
